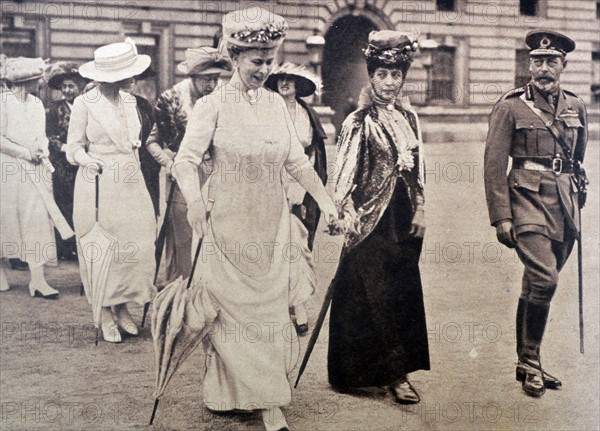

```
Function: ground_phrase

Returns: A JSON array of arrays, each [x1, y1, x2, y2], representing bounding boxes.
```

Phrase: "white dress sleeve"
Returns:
[[283, 103, 331, 210], [64, 96, 89, 164], [172, 95, 219, 205]]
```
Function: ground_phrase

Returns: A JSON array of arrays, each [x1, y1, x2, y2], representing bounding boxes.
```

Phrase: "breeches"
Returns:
[[515, 231, 575, 305]]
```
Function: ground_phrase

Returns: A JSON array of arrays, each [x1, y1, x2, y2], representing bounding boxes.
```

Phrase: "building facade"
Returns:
[[2, 0, 598, 141]]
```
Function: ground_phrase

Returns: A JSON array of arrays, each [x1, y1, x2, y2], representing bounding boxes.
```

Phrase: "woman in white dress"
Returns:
[[172, 7, 337, 431], [0, 57, 60, 298], [65, 39, 156, 343], [265, 63, 328, 336]]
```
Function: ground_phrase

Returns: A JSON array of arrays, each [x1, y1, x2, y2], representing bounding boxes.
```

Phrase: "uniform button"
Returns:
[[514, 182, 519, 186]]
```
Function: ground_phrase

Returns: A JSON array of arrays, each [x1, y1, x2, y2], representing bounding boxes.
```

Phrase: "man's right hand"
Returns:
[[495, 220, 518, 248]]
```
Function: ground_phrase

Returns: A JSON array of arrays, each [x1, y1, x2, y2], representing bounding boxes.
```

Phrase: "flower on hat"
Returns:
[[231, 22, 288, 45], [222, 7, 288, 49], [363, 30, 420, 65]]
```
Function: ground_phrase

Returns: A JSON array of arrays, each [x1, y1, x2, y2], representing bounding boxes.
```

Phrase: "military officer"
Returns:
[[484, 30, 588, 397]]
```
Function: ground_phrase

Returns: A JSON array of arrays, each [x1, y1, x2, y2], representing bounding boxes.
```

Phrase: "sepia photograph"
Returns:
[[0, 1, 598, 430]]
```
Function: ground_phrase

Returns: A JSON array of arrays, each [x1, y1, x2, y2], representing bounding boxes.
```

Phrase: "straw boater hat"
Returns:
[[47, 61, 86, 89], [78, 38, 151, 83], [222, 6, 288, 49], [177, 47, 232, 76], [1, 56, 47, 83], [264, 63, 320, 98]]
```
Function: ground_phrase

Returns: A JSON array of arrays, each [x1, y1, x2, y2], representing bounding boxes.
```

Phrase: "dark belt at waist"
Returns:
[[512, 157, 573, 174]]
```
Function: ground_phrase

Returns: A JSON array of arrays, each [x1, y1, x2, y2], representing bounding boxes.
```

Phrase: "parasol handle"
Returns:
[[186, 199, 215, 290], [94, 168, 103, 223]]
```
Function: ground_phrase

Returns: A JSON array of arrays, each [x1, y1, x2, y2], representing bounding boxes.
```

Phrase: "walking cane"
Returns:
[[141, 181, 177, 328], [148, 199, 214, 426], [578, 210, 584, 354]]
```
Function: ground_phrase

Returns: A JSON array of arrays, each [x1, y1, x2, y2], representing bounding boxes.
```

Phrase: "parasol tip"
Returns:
[[149, 398, 160, 425]]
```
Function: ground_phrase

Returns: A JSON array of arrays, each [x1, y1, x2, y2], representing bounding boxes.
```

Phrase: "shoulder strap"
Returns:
[[519, 93, 573, 160]]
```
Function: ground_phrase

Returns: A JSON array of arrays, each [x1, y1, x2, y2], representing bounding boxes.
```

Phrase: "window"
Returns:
[[431, 46, 456, 103], [597, 1, 600, 19], [592, 50, 600, 104], [1, 17, 35, 57], [436, 0, 455, 11], [515, 49, 531, 88], [520, 0, 538, 16]]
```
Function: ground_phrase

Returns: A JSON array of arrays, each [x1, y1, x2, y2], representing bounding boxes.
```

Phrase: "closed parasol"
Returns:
[[78, 172, 118, 345], [149, 199, 216, 425]]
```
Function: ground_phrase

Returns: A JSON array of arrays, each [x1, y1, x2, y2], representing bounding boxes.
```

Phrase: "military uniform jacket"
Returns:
[[484, 83, 587, 241]]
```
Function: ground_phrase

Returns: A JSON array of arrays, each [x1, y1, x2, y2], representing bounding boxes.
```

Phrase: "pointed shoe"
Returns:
[[261, 407, 289, 431], [113, 306, 139, 335], [390, 379, 420, 405], [101, 322, 122, 343]]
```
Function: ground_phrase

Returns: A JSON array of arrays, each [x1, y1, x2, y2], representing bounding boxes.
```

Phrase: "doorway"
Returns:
[[322, 15, 379, 135]]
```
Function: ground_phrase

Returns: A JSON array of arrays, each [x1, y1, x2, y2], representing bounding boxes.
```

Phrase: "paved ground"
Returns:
[[1, 141, 598, 431]]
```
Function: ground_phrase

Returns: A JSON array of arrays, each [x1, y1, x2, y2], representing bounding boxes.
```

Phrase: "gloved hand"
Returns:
[[187, 199, 208, 238], [496, 219, 518, 248], [73, 148, 105, 177], [410, 208, 425, 238]]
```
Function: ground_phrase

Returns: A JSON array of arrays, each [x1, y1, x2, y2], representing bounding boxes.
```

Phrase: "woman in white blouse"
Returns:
[[172, 7, 337, 431], [65, 39, 156, 343], [0, 57, 60, 298]]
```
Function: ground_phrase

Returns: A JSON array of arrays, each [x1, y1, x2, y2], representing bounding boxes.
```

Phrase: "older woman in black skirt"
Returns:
[[329, 30, 429, 404]]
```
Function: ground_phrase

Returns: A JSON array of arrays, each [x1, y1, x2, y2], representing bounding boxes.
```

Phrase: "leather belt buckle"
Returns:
[[552, 158, 563, 175]]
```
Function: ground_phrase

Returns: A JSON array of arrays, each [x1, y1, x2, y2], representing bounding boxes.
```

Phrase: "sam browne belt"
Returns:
[[512, 157, 573, 174]]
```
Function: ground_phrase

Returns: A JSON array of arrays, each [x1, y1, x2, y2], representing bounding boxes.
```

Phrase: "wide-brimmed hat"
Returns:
[[364, 30, 419, 66], [47, 61, 86, 89], [1, 56, 47, 84], [526, 30, 575, 57], [177, 47, 232, 76], [222, 6, 288, 49], [78, 38, 151, 83], [264, 63, 320, 97]]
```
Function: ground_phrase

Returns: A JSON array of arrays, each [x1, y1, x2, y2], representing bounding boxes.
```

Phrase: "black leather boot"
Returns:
[[515, 299, 551, 397], [515, 298, 562, 390]]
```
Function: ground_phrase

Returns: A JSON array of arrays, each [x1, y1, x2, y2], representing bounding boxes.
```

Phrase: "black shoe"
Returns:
[[295, 322, 309, 336], [389, 378, 420, 404], [516, 364, 561, 389], [516, 363, 546, 397]]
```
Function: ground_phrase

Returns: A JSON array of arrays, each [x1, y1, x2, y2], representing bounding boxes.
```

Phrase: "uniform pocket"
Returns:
[[508, 168, 542, 192], [561, 116, 583, 145], [515, 120, 546, 155]]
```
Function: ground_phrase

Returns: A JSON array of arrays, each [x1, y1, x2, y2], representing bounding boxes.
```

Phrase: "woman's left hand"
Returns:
[[410, 209, 425, 238]]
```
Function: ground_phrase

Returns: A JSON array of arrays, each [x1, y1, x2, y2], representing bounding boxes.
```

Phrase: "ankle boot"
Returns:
[[29, 267, 59, 299]]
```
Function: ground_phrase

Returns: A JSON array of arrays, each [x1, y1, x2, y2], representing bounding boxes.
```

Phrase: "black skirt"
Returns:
[[327, 179, 430, 389]]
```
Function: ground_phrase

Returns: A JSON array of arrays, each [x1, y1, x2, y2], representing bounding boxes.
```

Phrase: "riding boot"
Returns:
[[515, 299, 549, 396]]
